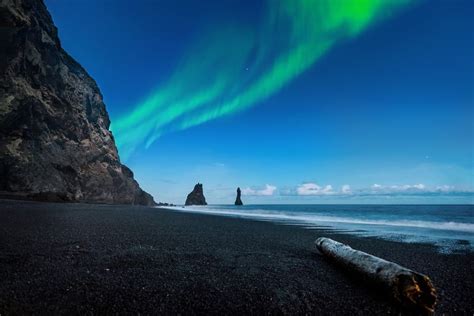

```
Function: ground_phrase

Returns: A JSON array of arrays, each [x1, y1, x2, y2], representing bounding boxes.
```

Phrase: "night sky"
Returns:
[[44, 0, 473, 204]]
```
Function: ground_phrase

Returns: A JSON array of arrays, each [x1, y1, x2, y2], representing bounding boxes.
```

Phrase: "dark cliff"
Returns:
[[0, 0, 155, 205], [234, 187, 243, 205], [185, 183, 207, 206]]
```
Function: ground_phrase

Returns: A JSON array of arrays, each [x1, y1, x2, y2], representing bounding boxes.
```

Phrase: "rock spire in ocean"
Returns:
[[185, 183, 207, 206], [235, 187, 243, 206]]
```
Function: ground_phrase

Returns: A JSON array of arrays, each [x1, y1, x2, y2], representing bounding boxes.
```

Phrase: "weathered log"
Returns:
[[315, 237, 437, 314]]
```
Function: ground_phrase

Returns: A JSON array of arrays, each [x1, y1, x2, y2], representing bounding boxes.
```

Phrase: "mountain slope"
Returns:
[[0, 0, 155, 205]]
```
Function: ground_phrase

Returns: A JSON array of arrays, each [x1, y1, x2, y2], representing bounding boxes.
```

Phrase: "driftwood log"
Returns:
[[315, 237, 437, 314]]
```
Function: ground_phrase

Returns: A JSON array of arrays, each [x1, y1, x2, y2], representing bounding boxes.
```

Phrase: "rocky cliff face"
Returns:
[[0, 0, 155, 205], [185, 183, 207, 206], [234, 187, 243, 205]]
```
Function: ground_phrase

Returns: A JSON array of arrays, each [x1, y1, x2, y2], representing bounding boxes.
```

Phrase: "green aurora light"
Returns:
[[111, 0, 412, 160]]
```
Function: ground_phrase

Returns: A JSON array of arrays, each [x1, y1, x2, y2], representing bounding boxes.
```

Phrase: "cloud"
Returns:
[[296, 183, 335, 196], [341, 184, 352, 194], [242, 184, 277, 196], [364, 183, 473, 196], [281, 182, 473, 198], [435, 185, 455, 192], [371, 183, 426, 192]]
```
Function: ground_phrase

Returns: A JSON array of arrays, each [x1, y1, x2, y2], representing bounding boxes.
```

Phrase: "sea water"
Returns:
[[159, 204, 474, 253]]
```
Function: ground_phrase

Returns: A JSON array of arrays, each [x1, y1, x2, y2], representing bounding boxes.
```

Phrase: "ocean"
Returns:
[[161, 204, 474, 253]]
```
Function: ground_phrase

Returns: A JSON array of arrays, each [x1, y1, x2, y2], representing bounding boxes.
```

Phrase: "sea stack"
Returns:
[[185, 183, 207, 206], [235, 187, 243, 205], [0, 0, 155, 205]]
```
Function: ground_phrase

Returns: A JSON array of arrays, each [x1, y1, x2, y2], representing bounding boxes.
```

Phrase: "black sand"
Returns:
[[0, 200, 472, 314]]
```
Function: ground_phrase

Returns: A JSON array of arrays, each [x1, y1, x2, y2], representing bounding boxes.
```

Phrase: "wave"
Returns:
[[158, 205, 474, 233]]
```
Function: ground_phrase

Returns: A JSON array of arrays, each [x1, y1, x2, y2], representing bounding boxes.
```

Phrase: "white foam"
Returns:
[[157, 205, 474, 233]]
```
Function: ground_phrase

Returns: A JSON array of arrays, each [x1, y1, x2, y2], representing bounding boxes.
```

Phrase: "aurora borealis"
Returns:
[[45, 0, 473, 204], [111, 0, 411, 160]]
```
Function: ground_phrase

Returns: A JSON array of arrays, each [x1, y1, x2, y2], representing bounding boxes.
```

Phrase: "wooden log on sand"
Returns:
[[315, 237, 437, 315]]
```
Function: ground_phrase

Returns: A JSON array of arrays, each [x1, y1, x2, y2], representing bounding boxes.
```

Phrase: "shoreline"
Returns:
[[0, 200, 472, 314], [160, 204, 474, 254]]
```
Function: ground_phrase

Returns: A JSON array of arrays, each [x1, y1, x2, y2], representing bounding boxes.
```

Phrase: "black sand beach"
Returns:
[[0, 200, 472, 315]]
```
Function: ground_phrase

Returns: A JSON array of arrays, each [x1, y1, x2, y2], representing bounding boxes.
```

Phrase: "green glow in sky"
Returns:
[[112, 0, 411, 160]]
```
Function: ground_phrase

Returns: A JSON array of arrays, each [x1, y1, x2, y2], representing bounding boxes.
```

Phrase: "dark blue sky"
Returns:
[[45, 0, 473, 204]]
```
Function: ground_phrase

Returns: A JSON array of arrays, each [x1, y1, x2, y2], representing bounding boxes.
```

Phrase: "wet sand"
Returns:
[[0, 200, 472, 314]]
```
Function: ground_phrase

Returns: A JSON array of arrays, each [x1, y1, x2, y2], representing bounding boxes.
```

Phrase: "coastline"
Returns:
[[0, 200, 472, 314]]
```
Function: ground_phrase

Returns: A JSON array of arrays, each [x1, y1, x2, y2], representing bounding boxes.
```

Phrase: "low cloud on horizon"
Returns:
[[296, 183, 336, 196], [242, 184, 277, 196], [229, 180, 473, 203], [276, 182, 474, 198]]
